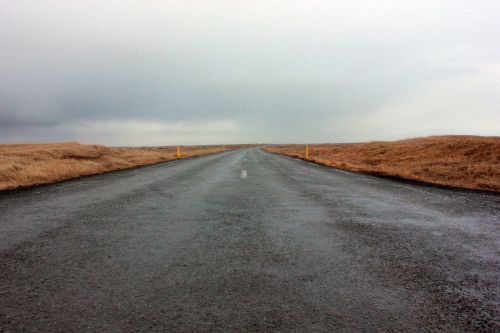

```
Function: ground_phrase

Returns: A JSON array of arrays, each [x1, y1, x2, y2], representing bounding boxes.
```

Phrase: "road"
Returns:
[[0, 148, 499, 332]]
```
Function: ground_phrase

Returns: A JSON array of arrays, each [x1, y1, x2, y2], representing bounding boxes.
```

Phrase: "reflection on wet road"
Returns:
[[0, 148, 499, 332]]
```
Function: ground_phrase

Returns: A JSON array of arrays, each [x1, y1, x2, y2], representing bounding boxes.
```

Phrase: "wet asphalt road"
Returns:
[[1, 148, 499, 332]]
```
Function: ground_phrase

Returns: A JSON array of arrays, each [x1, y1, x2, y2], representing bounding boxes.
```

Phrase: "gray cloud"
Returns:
[[0, 0, 499, 145]]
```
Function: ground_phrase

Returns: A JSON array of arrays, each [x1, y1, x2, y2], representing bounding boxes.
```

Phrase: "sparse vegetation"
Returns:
[[265, 135, 500, 192], [0, 142, 234, 190]]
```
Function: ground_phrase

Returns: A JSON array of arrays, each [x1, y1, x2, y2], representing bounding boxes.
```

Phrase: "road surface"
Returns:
[[1, 148, 499, 332]]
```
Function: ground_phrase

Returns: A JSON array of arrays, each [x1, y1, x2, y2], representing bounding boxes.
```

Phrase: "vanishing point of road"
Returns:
[[1, 149, 499, 332]]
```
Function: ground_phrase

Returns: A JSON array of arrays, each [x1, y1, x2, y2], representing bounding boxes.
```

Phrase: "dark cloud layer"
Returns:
[[1, 1, 499, 145]]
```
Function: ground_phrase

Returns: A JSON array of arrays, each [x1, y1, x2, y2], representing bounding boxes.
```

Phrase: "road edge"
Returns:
[[0, 149, 239, 195], [262, 148, 500, 196]]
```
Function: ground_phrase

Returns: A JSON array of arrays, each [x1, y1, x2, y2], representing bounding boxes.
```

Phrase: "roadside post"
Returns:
[[177, 145, 181, 159], [305, 144, 309, 160]]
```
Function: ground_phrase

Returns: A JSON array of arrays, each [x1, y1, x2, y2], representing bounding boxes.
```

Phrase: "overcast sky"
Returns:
[[1, 0, 499, 145]]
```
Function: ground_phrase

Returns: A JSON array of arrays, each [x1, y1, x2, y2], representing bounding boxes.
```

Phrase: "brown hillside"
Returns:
[[0, 142, 233, 191], [265, 136, 500, 191]]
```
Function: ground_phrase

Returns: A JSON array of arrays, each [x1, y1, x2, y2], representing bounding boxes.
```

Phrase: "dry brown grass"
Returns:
[[0, 142, 235, 191], [265, 135, 500, 192]]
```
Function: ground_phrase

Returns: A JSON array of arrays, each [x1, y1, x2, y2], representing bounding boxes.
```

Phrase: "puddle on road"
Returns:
[[240, 170, 248, 179]]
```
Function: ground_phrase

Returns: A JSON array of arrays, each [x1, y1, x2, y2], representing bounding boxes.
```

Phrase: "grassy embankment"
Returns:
[[0, 142, 234, 191], [265, 136, 500, 192]]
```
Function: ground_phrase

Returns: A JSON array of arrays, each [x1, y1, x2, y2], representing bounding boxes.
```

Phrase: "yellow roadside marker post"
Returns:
[[305, 144, 309, 160], [177, 145, 181, 159]]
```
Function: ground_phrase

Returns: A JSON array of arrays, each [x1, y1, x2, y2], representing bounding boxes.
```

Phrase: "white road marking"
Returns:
[[240, 170, 248, 179], [333, 169, 351, 174], [392, 184, 441, 198]]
